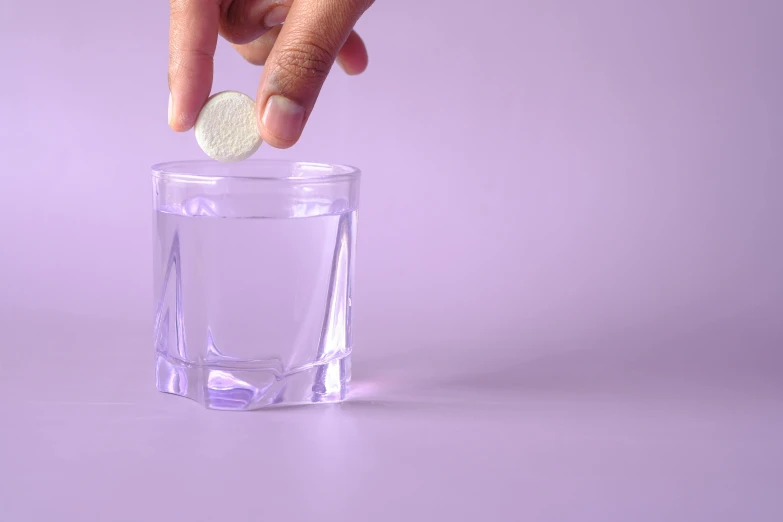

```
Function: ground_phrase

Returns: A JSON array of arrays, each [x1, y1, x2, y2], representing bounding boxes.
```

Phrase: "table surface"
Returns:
[[2, 311, 781, 522]]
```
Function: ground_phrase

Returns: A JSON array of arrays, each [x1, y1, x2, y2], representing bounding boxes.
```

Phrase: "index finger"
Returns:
[[168, 0, 221, 131]]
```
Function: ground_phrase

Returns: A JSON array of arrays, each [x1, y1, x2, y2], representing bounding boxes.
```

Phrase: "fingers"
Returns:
[[335, 30, 368, 76], [234, 29, 368, 75], [230, 26, 282, 66], [169, 0, 371, 143], [168, 0, 221, 131], [256, 0, 371, 148], [219, 0, 292, 44]]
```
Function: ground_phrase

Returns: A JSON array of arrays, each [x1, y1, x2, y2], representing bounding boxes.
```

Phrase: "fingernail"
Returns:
[[168, 92, 173, 126], [264, 6, 289, 28], [262, 95, 305, 142]]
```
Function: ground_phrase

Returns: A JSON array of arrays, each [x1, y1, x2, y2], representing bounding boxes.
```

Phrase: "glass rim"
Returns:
[[151, 159, 361, 183]]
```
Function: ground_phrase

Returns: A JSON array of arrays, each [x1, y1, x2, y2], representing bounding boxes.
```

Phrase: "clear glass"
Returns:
[[151, 160, 360, 410]]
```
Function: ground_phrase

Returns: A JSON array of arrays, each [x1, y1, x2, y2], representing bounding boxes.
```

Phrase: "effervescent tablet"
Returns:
[[194, 91, 263, 162]]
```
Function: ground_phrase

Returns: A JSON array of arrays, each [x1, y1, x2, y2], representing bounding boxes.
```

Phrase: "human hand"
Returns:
[[168, 0, 372, 148]]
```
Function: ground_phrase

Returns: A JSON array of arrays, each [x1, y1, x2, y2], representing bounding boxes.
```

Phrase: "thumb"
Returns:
[[256, 0, 369, 148]]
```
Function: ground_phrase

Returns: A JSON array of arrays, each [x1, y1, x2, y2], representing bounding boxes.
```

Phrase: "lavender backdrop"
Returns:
[[1, 1, 782, 520]]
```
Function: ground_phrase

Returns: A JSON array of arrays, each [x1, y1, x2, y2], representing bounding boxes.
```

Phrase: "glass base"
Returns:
[[155, 352, 351, 410]]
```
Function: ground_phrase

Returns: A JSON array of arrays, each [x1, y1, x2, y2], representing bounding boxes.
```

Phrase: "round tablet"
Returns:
[[194, 91, 263, 163]]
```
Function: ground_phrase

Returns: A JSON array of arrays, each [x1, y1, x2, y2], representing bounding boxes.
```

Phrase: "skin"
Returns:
[[168, 0, 373, 148]]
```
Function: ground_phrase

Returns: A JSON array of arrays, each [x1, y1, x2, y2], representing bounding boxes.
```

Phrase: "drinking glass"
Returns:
[[151, 160, 360, 410]]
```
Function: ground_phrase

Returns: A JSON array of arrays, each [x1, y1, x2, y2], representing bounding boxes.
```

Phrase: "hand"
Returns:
[[168, 0, 373, 148]]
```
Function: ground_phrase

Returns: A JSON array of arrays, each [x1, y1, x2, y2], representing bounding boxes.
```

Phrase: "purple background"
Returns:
[[1, 1, 782, 520]]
